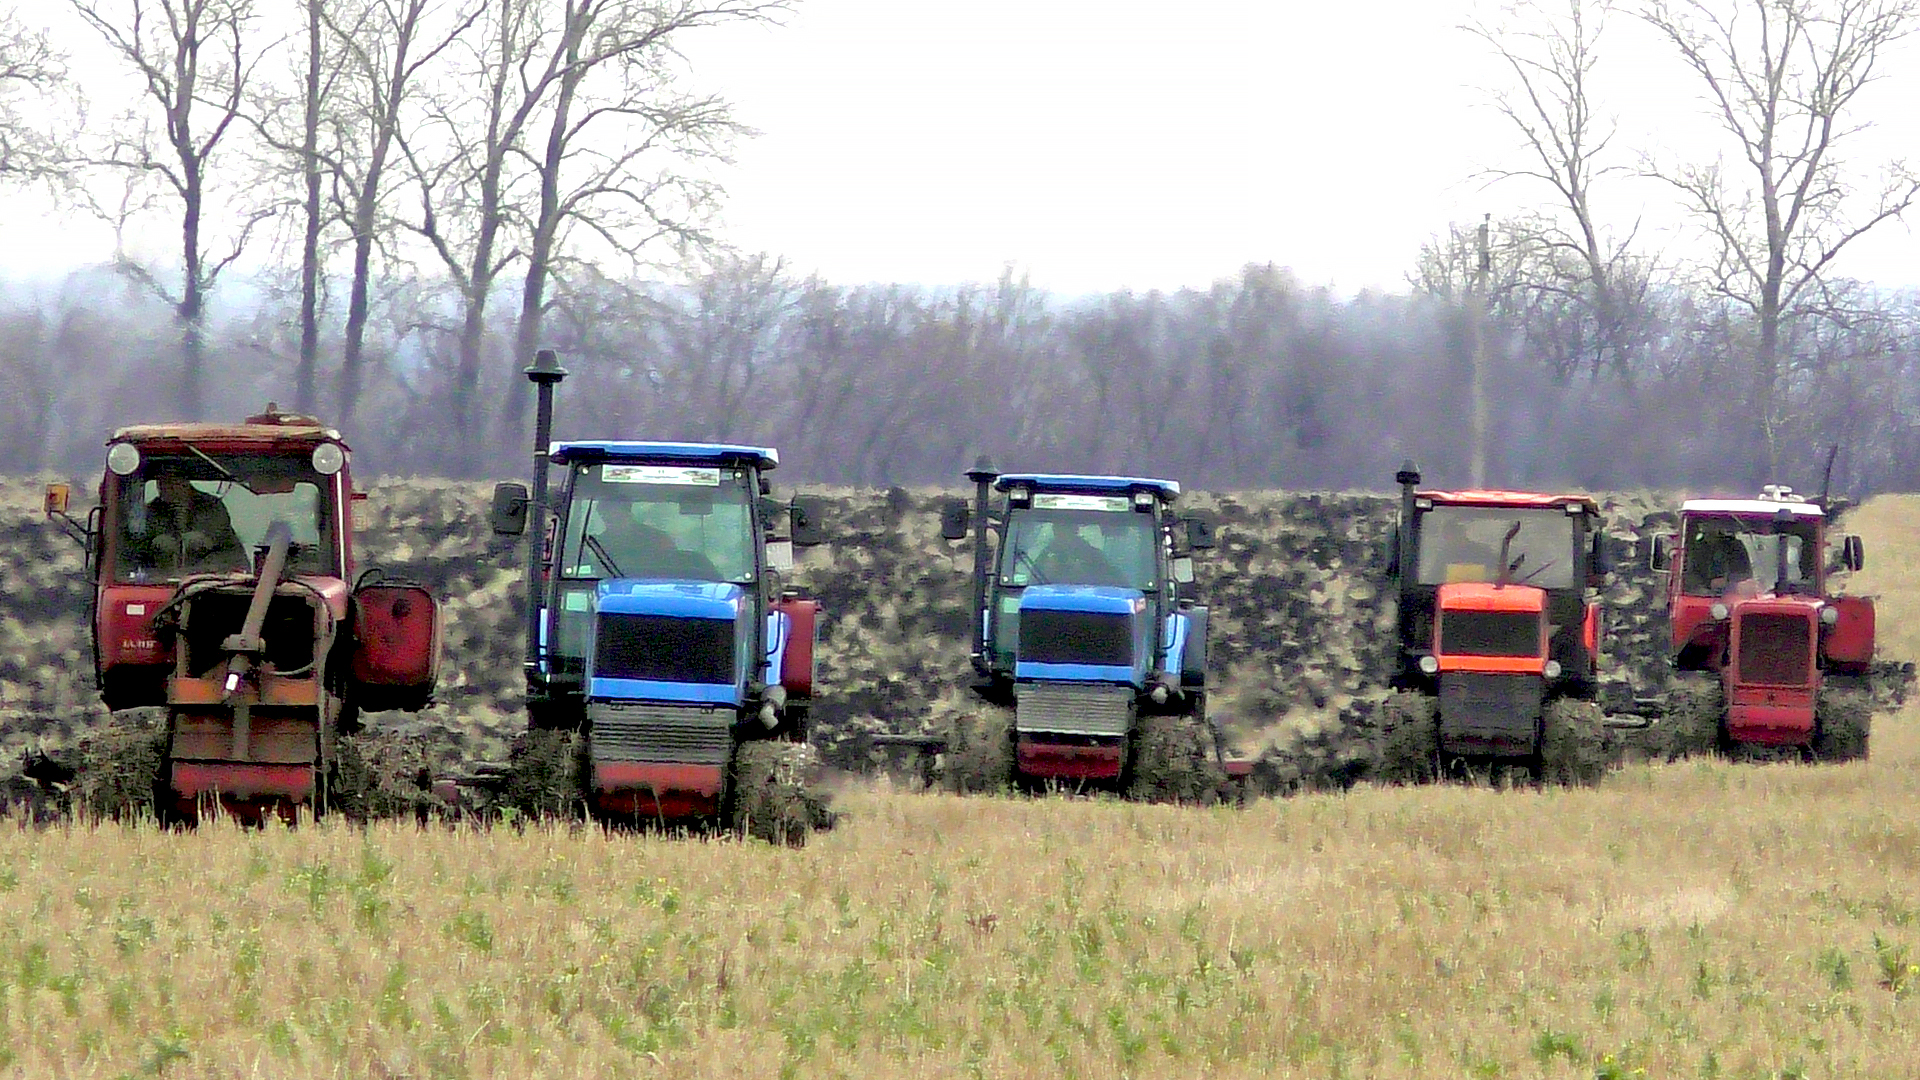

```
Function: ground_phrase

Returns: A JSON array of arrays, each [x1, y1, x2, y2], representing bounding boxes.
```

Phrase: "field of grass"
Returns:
[[3, 498, 1919, 1078]]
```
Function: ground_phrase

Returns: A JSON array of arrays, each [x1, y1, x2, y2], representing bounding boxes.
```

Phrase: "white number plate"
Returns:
[[601, 464, 720, 486], [1032, 493, 1129, 512]]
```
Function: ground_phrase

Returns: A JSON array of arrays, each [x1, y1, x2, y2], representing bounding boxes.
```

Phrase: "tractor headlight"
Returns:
[[311, 442, 345, 475], [1418, 655, 1439, 675], [1820, 605, 1841, 626], [106, 443, 141, 476], [1133, 490, 1155, 509], [1710, 602, 1729, 621], [1543, 660, 1562, 679]]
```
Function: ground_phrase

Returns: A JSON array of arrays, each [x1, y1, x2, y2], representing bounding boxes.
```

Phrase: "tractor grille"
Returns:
[[1437, 672, 1543, 757], [1016, 682, 1134, 737], [181, 590, 319, 677], [587, 702, 734, 764], [595, 614, 733, 684], [1736, 612, 1813, 686], [1438, 610, 1541, 658], [1019, 610, 1133, 666]]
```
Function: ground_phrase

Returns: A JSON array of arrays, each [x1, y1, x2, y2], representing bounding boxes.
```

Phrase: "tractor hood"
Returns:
[[1014, 585, 1151, 687], [587, 581, 750, 706], [1433, 582, 1550, 674]]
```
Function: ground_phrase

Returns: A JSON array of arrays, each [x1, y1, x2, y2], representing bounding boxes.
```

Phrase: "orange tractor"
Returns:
[[1650, 486, 1873, 761], [44, 406, 440, 821], [1374, 462, 1611, 785]]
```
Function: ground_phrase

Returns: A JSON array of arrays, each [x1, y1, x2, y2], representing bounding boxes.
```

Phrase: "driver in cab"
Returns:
[[127, 472, 247, 577], [1031, 523, 1129, 587]]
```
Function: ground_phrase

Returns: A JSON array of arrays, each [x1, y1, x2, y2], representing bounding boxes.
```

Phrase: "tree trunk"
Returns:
[[296, 0, 322, 414], [179, 166, 205, 421]]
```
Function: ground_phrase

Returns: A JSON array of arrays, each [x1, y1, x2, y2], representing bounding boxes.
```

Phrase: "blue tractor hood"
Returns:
[[1015, 585, 1151, 687], [587, 580, 749, 706]]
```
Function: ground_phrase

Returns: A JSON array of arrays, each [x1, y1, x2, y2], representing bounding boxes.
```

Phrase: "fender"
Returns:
[[773, 597, 819, 699], [1179, 604, 1208, 688]]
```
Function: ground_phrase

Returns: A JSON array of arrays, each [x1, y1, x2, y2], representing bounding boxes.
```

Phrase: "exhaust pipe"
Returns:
[[524, 349, 568, 672], [1394, 460, 1421, 591], [965, 455, 1000, 667]]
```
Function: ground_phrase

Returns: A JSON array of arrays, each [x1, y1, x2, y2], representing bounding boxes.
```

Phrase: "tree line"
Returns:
[[0, 0, 1915, 492]]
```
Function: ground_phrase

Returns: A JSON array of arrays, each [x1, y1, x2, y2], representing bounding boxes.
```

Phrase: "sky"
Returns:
[[679, 0, 1919, 294], [5, 0, 1917, 296]]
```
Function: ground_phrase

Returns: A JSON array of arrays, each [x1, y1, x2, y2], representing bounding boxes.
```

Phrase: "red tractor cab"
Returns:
[[1651, 486, 1872, 760], [45, 405, 441, 820]]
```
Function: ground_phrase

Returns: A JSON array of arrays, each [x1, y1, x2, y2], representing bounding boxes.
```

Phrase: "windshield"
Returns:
[[1416, 506, 1577, 589], [1682, 514, 1820, 596], [560, 462, 756, 584], [998, 508, 1158, 590], [112, 454, 336, 582]]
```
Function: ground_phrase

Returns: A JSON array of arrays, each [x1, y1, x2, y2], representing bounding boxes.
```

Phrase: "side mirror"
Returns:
[[939, 499, 971, 541], [790, 495, 828, 547], [43, 483, 90, 547], [1171, 555, 1195, 584], [766, 538, 795, 573], [1588, 531, 1611, 580], [490, 482, 530, 535], [1182, 514, 1216, 552], [1842, 535, 1865, 572], [1649, 533, 1673, 573]]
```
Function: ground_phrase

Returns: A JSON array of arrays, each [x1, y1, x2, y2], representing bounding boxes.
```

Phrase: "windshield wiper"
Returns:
[[584, 534, 625, 578], [185, 446, 261, 496]]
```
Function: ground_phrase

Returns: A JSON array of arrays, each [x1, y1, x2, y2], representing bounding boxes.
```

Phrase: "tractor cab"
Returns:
[[1391, 481, 1608, 707], [493, 440, 826, 819], [44, 405, 440, 819], [1374, 463, 1610, 783], [940, 462, 1218, 789], [1650, 487, 1872, 750]]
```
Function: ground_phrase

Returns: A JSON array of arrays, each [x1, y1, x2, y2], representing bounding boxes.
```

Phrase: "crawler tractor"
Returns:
[[489, 351, 832, 842], [935, 461, 1228, 800], [43, 406, 441, 821], [1650, 486, 1872, 761], [1374, 462, 1610, 785]]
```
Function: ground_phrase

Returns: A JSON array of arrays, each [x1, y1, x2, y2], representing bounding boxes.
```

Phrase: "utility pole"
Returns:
[[1469, 214, 1490, 488]]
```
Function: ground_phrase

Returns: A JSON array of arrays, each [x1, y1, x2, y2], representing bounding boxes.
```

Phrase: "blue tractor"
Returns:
[[490, 351, 831, 841], [937, 460, 1226, 799]]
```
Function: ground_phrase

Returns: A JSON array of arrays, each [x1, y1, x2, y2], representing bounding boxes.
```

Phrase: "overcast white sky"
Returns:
[[7, 0, 1917, 295], [684, 0, 1919, 294]]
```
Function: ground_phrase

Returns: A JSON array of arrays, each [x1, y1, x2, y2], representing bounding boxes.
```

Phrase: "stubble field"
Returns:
[[2, 497, 1918, 1078]]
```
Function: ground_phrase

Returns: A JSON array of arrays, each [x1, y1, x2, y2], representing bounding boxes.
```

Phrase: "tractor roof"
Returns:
[[996, 473, 1180, 500], [1419, 489, 1599, 514], [112, 405, 342, 450], [1682, 497, 1824, 519], [550, 441, 779, 469]]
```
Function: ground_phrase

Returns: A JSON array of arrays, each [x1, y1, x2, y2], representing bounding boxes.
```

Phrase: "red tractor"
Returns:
[[1374, 462, 1612, 785], [1650, 486, 1873, 761], [43, 405, 441, 821]]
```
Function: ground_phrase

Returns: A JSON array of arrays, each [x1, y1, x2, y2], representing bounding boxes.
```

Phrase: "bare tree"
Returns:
[[321, 0, 480, 426], [0, 10, 75, 182], [399, 0, 778, 468], [1470, 0, 1653, 386], [69, 0, 271, 419], [505, 0, 778, 437], [243, 0, 340, 414], [1641, 0, 1920, 475]]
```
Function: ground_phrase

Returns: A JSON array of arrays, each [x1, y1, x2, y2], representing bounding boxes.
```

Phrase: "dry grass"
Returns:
[[2, 496, 1918, 1077]]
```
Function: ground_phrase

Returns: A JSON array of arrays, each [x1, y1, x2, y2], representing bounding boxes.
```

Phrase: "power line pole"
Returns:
[[1469, 214, 1490, 488]]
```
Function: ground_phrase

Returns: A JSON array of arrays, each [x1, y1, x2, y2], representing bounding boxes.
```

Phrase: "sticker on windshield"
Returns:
[[601, 464, 720, 486], [1032, 493, 1129, 512]]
